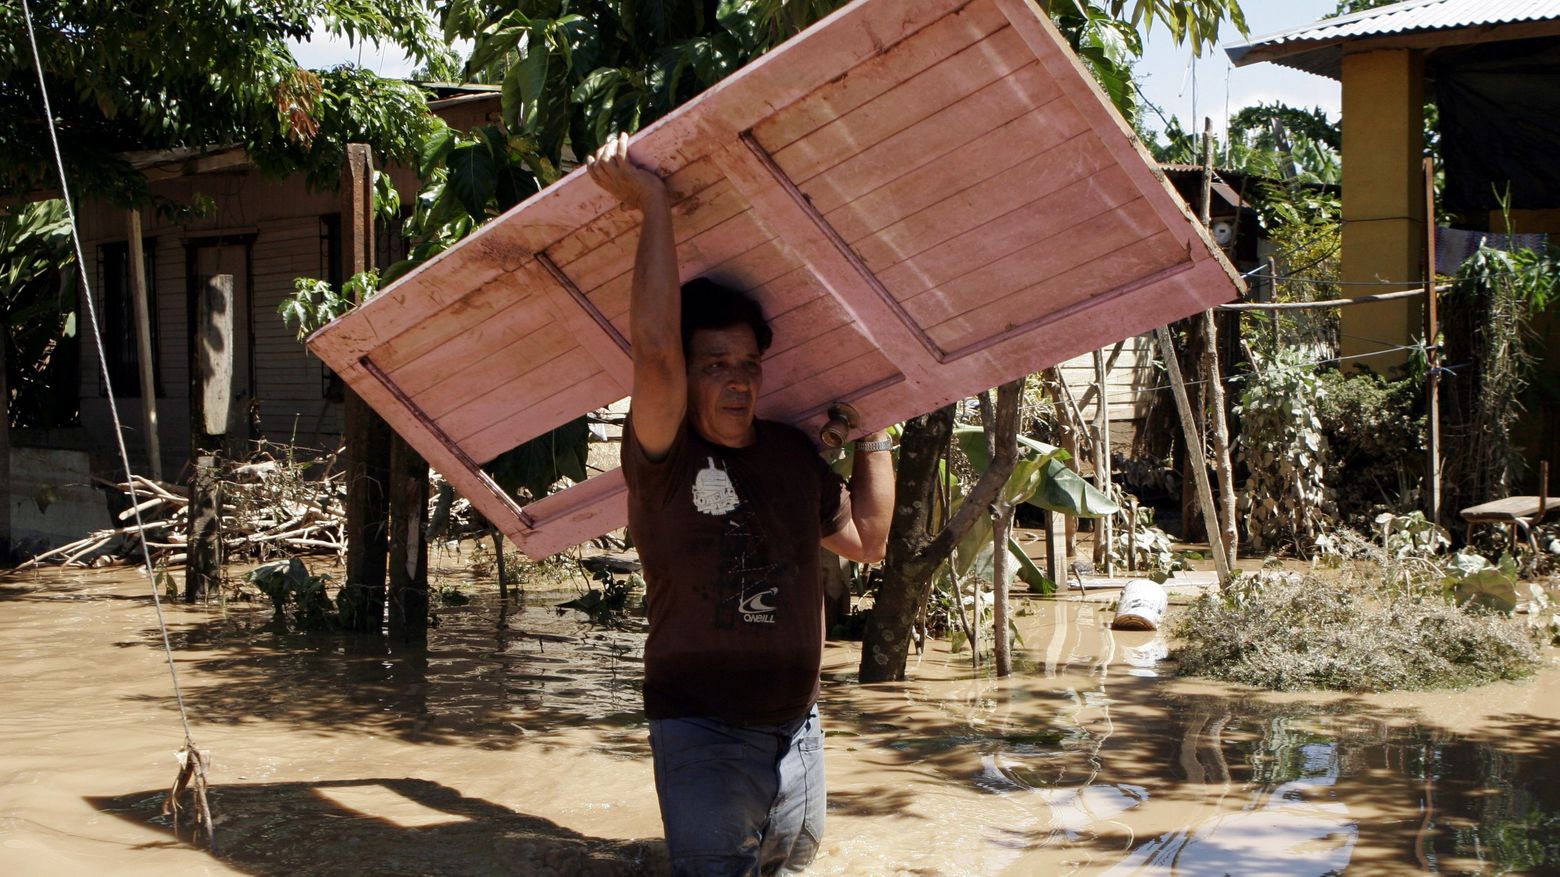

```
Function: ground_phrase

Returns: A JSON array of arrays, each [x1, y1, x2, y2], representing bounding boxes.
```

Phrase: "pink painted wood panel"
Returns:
[[308, 0, 1242, 559]]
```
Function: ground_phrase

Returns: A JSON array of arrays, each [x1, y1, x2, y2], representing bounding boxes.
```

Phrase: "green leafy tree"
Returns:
[[0, 0, 441, 203], [1329, 0, 1400, 16], [1, 198, 77, 428]]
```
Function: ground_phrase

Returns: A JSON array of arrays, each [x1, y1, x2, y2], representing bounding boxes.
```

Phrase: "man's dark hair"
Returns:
[[680, 277, 773, 357]]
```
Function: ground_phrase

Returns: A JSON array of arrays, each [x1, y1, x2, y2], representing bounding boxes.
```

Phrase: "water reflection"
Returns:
[[2, 566, 1557, 875]]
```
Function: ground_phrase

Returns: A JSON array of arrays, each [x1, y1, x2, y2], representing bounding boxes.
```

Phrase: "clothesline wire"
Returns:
[[19, 0, 196, 746], [1082, 342, 1431, 407], [1244, 273, 1438, 288]]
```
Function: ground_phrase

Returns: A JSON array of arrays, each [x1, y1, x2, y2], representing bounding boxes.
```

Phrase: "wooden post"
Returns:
[[1093, 348, 1114, 575], [387, 434, 429, 641], [126, 209, 162, 480], [186, 273, 234, 601], [1423, 156, 1442, 525], [1155, 325, 1231, 587], [338, 143, 392, 632], [1047, 366, 1083, 560], [1045, 509, 1068, 586], [1268, 255, 1280, 355], [1126, 495, 1139, 573], [1199, 119, 1239, 571]]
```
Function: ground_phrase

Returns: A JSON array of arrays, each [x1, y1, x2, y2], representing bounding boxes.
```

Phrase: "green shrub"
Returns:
[[1236, 348, 1333, 552], [1316, 368, 1424, 528]]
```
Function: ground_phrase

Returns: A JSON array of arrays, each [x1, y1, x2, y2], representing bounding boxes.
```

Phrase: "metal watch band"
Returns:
[[855, 438, 895, 453]]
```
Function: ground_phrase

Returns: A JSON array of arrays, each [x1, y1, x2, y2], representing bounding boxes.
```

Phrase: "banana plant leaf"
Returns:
[[953, 427, 1119, 517], [1009, 536, 1053, 594]]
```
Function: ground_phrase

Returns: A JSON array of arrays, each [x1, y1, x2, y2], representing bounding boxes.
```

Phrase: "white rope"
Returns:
[[19, 0, 196, 745]]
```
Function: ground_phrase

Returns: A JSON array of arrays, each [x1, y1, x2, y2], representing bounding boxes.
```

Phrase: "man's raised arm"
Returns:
[[586, 132, 683, 461], [823, 436, 895, 564]]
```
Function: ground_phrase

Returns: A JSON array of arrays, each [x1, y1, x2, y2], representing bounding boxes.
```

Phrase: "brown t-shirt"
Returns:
[[622, 415, 851, 725]]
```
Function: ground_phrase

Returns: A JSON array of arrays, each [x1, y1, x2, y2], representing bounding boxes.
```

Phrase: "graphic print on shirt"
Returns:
[[694, 457, 786, 629], [691, 457, 741, 515]]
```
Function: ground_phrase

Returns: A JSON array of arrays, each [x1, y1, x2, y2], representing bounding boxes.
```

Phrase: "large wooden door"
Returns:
[[309, 0, 1243, 559]]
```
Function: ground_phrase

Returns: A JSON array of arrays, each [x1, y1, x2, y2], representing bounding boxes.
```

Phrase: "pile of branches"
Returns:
[[20, 445, 346, 569]]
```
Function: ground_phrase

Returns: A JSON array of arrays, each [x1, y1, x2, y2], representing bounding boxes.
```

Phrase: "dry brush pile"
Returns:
[[20, 445, 348, 570], [1171, 531, 1548, 691]]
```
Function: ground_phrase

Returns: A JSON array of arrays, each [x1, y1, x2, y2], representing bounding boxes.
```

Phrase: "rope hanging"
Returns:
[[18, 0, 214, 849]]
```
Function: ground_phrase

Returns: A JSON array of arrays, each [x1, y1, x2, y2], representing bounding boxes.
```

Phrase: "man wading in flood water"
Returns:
[[587, 132, 895, 875]]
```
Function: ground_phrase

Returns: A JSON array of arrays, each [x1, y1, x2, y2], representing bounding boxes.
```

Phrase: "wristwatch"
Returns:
[[855, 438, 895, 453]]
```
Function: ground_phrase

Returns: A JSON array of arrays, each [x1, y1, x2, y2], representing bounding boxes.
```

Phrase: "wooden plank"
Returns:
[[766, 292, 851, 356], [388, 293, 556, 397], [861, 140, 1129, 284], [820, 97, 1089, 243], [463, 371, 622, 464], [372, 270, 553, 374], [928, 232, 1187, 353], [546, 156, 729, 267], [901, 197, 1162, 327], [760, 322, 879, 396], [581, 205, 778, 322], [348, 356, 536, 530], [535, 253, 634, 389], [768, 27, 1038, 185], [126, 209, 162, 479], [992, 0, 1237, 284], [196, 274, 235, 435], [433, 337, 597, 429], [752, 0, 1008, 150], [797, 63, 1060, 222], [702, 236, 805, 294], [551, 179, 752, 292], [874, 166, 1139, 301], [513, 470, 630, 559], [759, 350, 902, 419], [713, 135, 941, 375], [1461, 497, 1550, 519]]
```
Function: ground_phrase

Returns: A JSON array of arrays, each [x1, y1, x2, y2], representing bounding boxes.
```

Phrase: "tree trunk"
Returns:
[[859, 405, 954, 683], [386, 433, 429, 641], [860, 381, 1024, 683]]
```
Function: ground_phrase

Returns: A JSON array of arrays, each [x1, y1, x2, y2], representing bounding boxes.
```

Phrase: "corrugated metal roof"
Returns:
[[1226, 0, 1560, 78]]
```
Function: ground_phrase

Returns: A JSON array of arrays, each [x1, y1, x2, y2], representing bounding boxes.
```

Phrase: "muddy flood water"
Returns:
[[3, 556, 1559, 877]]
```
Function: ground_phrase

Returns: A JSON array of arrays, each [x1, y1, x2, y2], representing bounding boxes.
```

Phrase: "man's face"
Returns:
[[686, 324, 763, 447]]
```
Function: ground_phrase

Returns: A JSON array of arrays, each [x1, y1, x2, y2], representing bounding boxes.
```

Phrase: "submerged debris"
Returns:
[[1171, 571, 1542, 692], [19, 443, 493, 571], [21, 445, 347, 569]]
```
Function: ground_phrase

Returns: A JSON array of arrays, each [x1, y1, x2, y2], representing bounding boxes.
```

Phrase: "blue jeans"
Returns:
[[648, 705, 825, 876]]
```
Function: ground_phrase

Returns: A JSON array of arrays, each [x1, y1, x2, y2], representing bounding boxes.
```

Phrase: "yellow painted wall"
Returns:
[[1340, 49, 1425, 370]]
